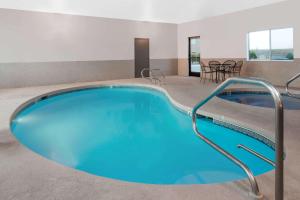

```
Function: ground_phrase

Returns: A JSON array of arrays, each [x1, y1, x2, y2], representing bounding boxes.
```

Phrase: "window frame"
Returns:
[[247, 27, 294, 62], [188, 36, 201, 77]]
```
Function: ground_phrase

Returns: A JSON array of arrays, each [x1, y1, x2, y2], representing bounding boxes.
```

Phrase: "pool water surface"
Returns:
[[218, 91, 300, 110], [11, 87, 275, 185]]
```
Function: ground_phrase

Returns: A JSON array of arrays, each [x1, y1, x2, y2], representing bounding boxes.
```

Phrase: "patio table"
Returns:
[[211, 63, 232, 83]]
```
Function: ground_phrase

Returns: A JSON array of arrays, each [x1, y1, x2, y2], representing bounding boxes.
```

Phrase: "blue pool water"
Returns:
[[11, 87, 275, 185], [218, 91, 300, 110]]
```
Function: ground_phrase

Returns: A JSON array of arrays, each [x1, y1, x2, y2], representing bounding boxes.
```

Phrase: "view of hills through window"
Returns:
[[248, 28, 293, 61]]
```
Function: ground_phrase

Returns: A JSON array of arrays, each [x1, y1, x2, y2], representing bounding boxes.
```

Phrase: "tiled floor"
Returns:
[[0, 76, 299, 200]]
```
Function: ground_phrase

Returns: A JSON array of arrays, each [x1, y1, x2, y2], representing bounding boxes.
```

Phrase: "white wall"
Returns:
[[1, 1, 300, 88], [177, 0, 300, 86], [0, 8, 178, 88], [178, 0, 299, 59], [0, 8, 177, 63]]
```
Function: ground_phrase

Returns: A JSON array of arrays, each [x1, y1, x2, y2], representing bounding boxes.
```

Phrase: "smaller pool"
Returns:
[[218, 91, 300, 110]]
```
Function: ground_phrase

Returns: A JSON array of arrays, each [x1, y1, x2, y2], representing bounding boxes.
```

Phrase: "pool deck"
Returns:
[[0, 76, 300, 200]]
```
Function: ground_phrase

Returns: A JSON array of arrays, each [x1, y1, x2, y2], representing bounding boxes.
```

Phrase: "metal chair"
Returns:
[[200, 61, 215, 83], [208, 61, 221, 83], [232, 60, 243, 77], [220, 60, 236, 81]]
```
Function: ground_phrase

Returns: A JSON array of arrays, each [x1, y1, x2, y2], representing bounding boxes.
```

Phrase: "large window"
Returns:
[[248, 28, 293, 61]]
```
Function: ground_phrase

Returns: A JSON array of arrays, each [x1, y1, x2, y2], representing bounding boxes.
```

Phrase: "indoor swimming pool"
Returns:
[[10, 86, 275, 185]]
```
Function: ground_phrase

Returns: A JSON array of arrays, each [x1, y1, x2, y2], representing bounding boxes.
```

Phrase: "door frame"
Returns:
[[188, 36, 201, 77], [134, 38, 150, 78]]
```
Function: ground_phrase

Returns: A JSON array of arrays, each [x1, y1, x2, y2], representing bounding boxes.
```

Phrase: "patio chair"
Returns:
[[220, 60, 236, 81], [232, 60, 243, 76], [200, 61, 215, 83], [208, 60, 221, 82]]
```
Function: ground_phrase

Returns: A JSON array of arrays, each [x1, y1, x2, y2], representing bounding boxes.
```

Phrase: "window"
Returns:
[[248, 28, 293, 61], [271, 28, 294, 60]]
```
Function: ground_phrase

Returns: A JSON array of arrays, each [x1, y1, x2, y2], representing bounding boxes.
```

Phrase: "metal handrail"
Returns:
[[286, 73, 300, 98], [151, 69, 165, 85], [151, 68, 165, 79], [192, 77, 284, 200], [141, 68, 151, 79], [237, 144, 276, 167], [141, 68, 165, 85]]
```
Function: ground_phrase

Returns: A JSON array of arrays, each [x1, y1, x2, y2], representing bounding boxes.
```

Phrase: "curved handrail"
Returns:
[[141, 68, 151, 79], [286, 73, 300, 98], [192, 77, 284, 200], [151, 68, 165, 79], [141, 68, 165, 85], [237, 144, 276, 167], [150, 69, 165, 85]]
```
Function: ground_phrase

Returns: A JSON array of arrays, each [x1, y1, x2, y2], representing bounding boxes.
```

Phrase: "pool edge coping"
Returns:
[[7, 81, 281, 199], [9, 83, 276, 149]]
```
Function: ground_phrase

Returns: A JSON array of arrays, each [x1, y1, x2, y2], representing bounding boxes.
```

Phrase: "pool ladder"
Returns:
[[141, 68, 165, 85], [192, 77, 284, 200], [237, 144, 276, 167], [286, 72, 300, 98]]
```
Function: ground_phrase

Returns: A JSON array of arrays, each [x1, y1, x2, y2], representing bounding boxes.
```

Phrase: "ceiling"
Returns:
[[0, 0, 287, 24]]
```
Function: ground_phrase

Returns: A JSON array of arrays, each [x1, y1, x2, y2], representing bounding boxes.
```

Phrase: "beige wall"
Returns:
[[177, 0, 300, 87], [0, 8, 178, 88], [0, 60, 133, 88], [1, 1, 300, 88], [0, 59, 178, 88]]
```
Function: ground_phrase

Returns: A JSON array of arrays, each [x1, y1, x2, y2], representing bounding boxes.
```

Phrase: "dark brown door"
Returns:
[[134, 38, 150, 78]]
